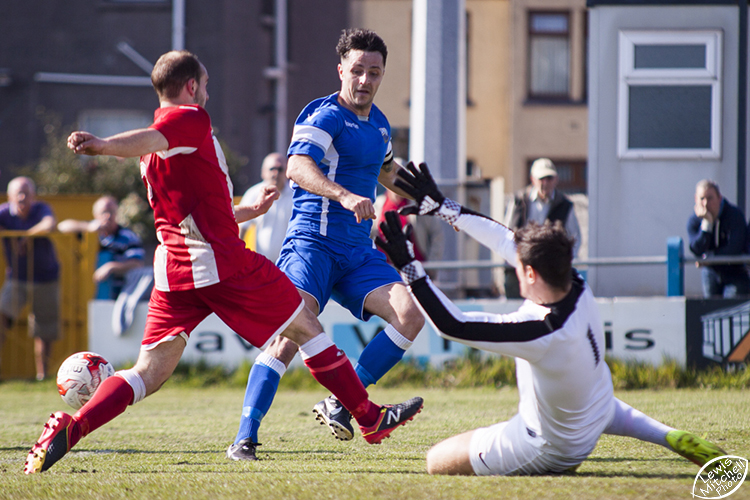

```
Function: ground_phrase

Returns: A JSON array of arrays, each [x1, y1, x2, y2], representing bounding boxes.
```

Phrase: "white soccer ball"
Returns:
[[56, 352, 115, 410]]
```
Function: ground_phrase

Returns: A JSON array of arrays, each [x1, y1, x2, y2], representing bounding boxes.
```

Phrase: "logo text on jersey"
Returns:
[[345, 120, 359, 129]]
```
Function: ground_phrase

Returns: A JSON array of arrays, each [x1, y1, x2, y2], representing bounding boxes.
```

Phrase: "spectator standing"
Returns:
[[238, 153, 293, 262], [0, 177, 60, 380], [687, 179, 750, 298], [58, 195, 145, 299], [504, 158, 580, 298]]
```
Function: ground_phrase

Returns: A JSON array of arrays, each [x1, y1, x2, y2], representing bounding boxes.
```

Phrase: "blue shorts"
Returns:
[[276, 231, 400, 320]]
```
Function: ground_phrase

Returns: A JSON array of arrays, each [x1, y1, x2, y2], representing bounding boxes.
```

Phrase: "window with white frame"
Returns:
[[528, 11, 570, 99], [618, 30, 722, 159]]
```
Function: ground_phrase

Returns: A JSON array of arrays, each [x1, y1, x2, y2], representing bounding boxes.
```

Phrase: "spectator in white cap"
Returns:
[[503, 158, 581, 298]]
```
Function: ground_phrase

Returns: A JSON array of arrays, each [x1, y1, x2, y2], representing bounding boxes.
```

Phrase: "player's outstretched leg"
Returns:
[[605, 398, 727, 468], [24, 412, 75, 474], [312, 324, 415, 441], [296, 330, 423, 444], [313, 394, 425, 443], [312, 284, 422, 442], [666, 430, 726, 467]]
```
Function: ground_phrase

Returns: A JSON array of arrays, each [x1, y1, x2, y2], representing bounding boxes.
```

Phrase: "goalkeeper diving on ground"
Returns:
[[375, 161, 727, 476]]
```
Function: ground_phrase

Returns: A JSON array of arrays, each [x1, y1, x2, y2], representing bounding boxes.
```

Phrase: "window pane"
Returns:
[[78, 110, 152, 139], [530, 37, 570, 95], [628, 85, 712, 149], [531, 14, 568, 34], [634, 44, 706, 69]]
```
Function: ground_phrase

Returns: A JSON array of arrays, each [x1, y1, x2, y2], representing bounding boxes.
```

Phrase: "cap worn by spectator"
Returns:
[[530, 158, 557, 180]]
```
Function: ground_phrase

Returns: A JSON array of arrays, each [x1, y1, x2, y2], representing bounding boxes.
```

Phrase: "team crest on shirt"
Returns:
[[379, 127, 389, 143]]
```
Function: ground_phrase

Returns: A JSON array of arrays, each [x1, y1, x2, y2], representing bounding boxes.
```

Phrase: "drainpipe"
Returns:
[[739, 0, 748, 211], [274, 0, 288, 153], [173, 0, 186, 51]]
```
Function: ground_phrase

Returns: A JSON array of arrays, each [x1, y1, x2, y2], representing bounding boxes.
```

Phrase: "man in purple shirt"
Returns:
[[0, 177, 60, 380]]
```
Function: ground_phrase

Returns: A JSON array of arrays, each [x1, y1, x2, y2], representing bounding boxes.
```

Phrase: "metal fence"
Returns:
[[423, 236, 735, 298]]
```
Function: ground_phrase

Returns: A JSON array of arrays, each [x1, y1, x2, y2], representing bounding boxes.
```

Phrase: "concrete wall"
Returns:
[[588, 5, 740, 297]]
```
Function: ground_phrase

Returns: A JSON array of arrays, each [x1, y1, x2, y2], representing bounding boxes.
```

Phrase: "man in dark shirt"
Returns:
[[687, 179, 750, 298]]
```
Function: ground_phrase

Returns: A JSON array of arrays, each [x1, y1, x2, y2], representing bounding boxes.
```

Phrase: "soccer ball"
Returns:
[[56, 352, 115, 410]]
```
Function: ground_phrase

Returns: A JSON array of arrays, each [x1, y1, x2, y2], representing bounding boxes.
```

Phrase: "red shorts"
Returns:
[[142, 256, 303, 350]]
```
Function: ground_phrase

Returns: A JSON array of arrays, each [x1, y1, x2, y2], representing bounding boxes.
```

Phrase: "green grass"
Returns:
[[1, 381, 749, 500]]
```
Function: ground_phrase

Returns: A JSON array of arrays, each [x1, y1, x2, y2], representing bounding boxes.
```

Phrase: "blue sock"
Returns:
[[234, 361, 281, 444], [354, 328, 408, 387]]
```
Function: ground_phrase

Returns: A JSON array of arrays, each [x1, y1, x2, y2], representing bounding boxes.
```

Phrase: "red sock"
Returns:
[[304, 345, 380, 427], [70, 375, 135, 447]]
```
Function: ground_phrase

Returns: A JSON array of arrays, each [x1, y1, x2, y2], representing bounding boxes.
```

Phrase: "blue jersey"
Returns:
[[287, 92, 393, 243]]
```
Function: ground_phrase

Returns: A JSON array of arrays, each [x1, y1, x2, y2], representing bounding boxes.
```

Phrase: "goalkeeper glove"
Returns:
[[394, 162, 445, 216], [375, 211, 427, 283]]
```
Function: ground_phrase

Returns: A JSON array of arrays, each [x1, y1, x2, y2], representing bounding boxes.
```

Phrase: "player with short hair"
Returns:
[[228, 28, 425, 461], [375, 162, 726, 475], [23, 50, 422, 475]]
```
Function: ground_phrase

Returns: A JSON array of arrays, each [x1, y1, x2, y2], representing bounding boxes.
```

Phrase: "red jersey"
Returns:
[[141, 105, 252, 291]]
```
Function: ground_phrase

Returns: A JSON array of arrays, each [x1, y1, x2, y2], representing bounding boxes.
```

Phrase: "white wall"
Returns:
[[588, 5, 740, 297]]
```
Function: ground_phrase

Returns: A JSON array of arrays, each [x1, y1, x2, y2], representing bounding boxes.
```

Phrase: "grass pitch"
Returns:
[[1, 381, 749, 500]]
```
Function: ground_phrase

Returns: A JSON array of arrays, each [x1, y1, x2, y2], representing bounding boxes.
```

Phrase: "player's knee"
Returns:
[[283, 308, 324, 346], [264, 336, 298, 365], [402, 301, 425, 333], [425, 445, 443, 475]]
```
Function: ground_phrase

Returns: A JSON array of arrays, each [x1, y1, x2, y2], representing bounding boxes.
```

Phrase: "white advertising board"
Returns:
[[89, 296, 687, 369]]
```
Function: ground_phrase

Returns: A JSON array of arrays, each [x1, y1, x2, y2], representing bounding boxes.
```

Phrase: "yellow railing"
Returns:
[[0, 230, 100, 380]]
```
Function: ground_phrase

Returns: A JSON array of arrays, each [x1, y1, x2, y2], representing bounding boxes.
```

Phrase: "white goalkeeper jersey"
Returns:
[[407, 211, 615, 460]]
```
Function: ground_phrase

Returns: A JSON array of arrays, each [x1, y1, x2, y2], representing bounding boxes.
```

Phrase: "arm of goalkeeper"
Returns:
[[374, 211, 427, 283]]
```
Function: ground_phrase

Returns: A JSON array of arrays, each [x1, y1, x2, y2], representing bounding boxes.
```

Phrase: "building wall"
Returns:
[[509, 0, 588, 194], [588, 5, 740, 297], [353, 0, 586, 213], [350, 0, 511, 177], [349, 0, 413, 130], [466, 1, 512, 182]]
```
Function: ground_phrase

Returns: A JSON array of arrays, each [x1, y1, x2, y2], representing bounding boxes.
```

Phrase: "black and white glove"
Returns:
[[394, 162, 444, 216], [394, 162, 461, 224], [375, 211, 426, 282]]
